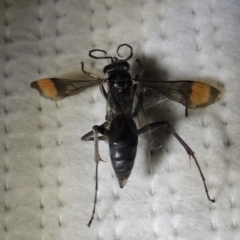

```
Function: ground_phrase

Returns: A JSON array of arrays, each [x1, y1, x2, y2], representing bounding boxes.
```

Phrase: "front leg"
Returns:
[[81, 62, 99, 79]]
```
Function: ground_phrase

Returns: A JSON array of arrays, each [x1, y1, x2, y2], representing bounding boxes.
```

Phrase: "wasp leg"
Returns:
[[81, 132, 107, 141], [81, 62, 99, 79], [100, 84, 108, 100], [137, 121, 215, 203], [136, 58, 143, 67], [135, 59, 144, 79], [81, 122, 108, 141], [185, 99, 189, 117], [84, 124, 110, 226], [185, 107, 188, 117], [87, 127, 105, 227]]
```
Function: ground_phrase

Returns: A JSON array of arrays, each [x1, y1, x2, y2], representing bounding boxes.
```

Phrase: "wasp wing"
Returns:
[[137, 80, 220, 109], [30, 78, 105, 101]]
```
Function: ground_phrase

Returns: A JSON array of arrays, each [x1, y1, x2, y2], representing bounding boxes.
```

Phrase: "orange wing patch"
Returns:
[[31, 78, 58, 98], [190, 82, 211, 105]]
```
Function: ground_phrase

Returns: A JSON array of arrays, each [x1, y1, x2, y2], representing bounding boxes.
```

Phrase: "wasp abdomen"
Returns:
[[108, 116, 138, 188], [109, 145, 137, 188]]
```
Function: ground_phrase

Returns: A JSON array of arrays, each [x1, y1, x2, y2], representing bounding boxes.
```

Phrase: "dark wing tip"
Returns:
[[212, 87, 221, 102], [30, 81, 38, 89]]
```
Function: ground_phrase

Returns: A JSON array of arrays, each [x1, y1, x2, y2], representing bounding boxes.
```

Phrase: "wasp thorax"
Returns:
[[103, 61, 130, 75], [108, 71, 132, 93]]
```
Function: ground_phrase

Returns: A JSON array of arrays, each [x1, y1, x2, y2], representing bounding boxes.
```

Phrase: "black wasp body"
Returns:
[[88, 58, 138, 188], [31, 44, 220, 227]]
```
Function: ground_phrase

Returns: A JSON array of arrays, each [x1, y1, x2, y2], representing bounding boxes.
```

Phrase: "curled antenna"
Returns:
[[116, 43, 133, 61], [89, 49, 114, 62], [89, 44, 133, 62]]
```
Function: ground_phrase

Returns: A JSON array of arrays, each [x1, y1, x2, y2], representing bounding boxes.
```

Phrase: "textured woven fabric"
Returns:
[[0, 1, 239, 239]]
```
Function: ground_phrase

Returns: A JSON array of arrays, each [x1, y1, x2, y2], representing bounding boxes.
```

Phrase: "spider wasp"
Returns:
[[31, 44, 220, 226]]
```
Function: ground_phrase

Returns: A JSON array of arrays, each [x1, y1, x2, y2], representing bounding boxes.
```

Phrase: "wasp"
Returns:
[[30, 44, 220, 227]]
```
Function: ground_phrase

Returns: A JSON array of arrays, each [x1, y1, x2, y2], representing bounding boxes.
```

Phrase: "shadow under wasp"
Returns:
[[30, 43, 220, 227]]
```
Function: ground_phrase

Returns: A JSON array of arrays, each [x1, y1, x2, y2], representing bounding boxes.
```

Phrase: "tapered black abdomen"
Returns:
[[108, 115, 138, 188]]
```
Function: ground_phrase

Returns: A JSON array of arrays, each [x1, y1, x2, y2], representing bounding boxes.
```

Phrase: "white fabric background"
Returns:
[[0, 0, 239, 239]]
